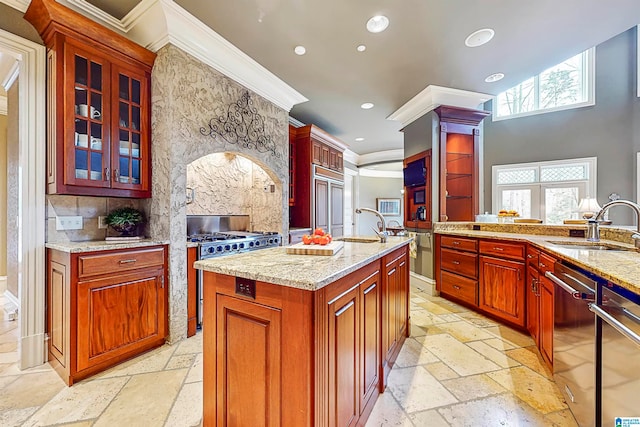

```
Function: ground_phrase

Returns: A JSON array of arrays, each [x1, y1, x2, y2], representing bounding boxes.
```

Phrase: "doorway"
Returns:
[[0, 28, 47, 369]]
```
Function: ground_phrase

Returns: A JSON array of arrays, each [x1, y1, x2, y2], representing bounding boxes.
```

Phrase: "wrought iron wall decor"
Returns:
[[200, 91, 281, 158]]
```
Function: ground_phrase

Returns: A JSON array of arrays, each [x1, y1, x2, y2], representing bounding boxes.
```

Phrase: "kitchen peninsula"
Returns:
[[194, 236, 411, 426]]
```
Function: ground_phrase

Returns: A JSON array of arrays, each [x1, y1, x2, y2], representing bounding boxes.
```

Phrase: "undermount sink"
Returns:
[[337, 236, 380, 243], [546, 240, 638, 252]]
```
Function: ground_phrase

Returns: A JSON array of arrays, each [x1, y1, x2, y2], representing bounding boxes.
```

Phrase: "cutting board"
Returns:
[[286, 240, 344, 256]]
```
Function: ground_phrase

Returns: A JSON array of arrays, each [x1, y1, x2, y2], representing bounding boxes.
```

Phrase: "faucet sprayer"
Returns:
[[355, 207, 387, 243], [588, 199, 640, 248]]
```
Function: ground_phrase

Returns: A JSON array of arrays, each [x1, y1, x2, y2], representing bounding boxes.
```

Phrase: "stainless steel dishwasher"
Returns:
[[591, 282, 640, 426], [546, 263, 597, 427]]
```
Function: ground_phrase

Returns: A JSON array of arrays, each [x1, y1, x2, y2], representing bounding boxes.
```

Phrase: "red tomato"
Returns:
[[302, 234, 313, 245], [313, 234, 322, 244], [325, 233, 332, 243], [313, 227, 325, 236], [318, 235, 330, 245]]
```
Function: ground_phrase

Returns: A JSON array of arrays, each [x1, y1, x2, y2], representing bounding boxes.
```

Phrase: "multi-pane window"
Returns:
[[493, 49, 595, 120], [492, 158, 597, 224]]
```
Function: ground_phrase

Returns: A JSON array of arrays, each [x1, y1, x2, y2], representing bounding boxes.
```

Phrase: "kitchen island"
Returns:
[[194, 236, 412, 426]]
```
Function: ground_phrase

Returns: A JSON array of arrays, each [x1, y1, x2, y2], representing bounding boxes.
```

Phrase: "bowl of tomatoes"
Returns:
[[302, 228, 333, 246]]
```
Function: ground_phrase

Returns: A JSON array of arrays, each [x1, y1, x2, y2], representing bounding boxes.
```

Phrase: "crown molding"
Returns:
[[0, 95, 7, 115], [0, 0, 29, 12], [342, 149, 358, 165], [387, 85, 493, 128], [356, 149, 404, 166], [125, 0, 307, 112], [288, 116, 305, 128], [61, 0, 127, 33]]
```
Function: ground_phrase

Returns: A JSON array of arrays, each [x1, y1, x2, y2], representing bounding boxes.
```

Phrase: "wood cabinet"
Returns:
[[46, 245, 168, 385], [539, 273, 554, 366], [202, 243, 410, 426], [403, 150, 432, 230], [26, 0, 156, 198], [526, 246, 555, 367], [435, 106, 490, 222], [290, 124, 347, 236], [435, 235, 479, 306], [187, 246, 197, 337], [289, 130, 296, 206], [380, 247, 409, 388]]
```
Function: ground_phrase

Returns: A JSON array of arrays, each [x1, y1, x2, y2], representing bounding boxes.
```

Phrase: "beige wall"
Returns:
[[0, 112, 7, 277], [6, 79, 18, 298]]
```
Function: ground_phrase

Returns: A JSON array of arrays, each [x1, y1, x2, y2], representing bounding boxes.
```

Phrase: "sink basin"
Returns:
[[546, 240, 637, 252], [337, 236, 380, 243]]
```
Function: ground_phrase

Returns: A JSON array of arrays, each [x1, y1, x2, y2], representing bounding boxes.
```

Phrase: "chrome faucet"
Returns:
[[355, 207, 387, 243], [589, 199, 640, 248]]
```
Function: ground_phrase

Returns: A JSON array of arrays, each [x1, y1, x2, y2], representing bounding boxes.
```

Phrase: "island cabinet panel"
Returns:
[[539, 273, 554, 366], [46, 245, 168, 385], [360, 274, 380, 414], [186, 246, 197, 337], [380, 247, 409, 389], [479, 255, 526, 328], [215, 294, 281, 427]]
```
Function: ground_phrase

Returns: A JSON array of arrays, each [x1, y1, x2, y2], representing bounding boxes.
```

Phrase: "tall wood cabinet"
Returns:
[[26, 0, 156, 198], [435, 106, 490, 222], [403, 150, 432, 230], [47, 245, 168, 385], [290, 124, 347, 236]]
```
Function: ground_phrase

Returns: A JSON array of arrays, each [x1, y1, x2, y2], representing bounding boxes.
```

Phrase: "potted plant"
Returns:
[[105, 207, 144, 237]]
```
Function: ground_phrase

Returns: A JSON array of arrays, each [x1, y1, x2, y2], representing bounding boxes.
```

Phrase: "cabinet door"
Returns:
[[396, 253, 409, 342], [382, 257, 400, 364], [76, 268, 166, 371], [216, 294, 281, 427], [315, 178, 329, 231], [359, 273, 379, 413], [479, 256, 526, 327], [65, 44, 111, 189], [48, 257, 69, 369], [321, 145, 331, 168], [312, 140, 323, 165], [328, 286, 360, 427], [111, 63, 151, 196], [526, 266, 540, 345], [539, 275, 554, 366], [330, 182, 344, 237]]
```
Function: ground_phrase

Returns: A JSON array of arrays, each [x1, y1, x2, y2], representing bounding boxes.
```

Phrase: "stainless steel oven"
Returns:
[[546, 262, 598, 427]]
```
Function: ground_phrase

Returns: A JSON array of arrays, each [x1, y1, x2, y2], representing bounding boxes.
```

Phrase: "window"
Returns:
[[492, 158, 597, 224], [493, 48, 595, 120]]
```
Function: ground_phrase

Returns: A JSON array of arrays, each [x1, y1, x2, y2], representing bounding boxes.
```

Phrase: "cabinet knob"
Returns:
[[453, 285, 461, 290], [452, 260, 460, 265], [493, 247, 504, 251], [452, 241, 460, 245]]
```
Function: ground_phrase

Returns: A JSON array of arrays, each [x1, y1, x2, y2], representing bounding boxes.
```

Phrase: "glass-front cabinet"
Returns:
[[28, 0, 156, 198]]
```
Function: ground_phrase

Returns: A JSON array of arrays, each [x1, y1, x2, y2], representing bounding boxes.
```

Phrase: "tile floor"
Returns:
[[0, 282, 578, 426]]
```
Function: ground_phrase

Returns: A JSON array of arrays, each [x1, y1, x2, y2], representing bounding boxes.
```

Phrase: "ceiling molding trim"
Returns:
[[126, 0, 308, 112], [358, 168, 403, 179], [288, 116, 305, 128], [59, 0, 127, 33], [342, 149, 358, 165], [0, 95, 7, 115], [387, 85, 493, 128], [2, 60, 20, 91], [0, 0, 29, 13], [356, 149, 404, 166]]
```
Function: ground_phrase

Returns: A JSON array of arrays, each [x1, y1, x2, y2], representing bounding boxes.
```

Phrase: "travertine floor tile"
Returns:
[[418, 334, 501, 376], [0, 371, 65, 411], [394, 338, 439, 368], [165, 381, 202, 427], [456, 311, 500, 328], [173, 332, 203, 355], [166, 353, 197, 370], [437, 393, 550, 426], [466, 341, 521, 369], [0, 406, 39, 427], [431, 321, 495, 342], [441, 374, 506, 401], [387, 366, 458, 413], [22, 376, 128, 426], [545, 409, 580, 427], [506, 346, 553, 379], [485, 325, 535, 348], [408, 409, 450, 426], [424, 362, 459, 381], [482, 337, 517, 351], [92, 343, 177, 379], [486, 367, 567, 414], [93, 369, 188, 427], [185, 353, 203, 384], [417, 301, 456, 315], [364, 391, 413, 426]]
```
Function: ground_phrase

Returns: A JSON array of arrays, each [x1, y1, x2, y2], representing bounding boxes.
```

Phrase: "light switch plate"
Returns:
[[56, 216, 83, 230]]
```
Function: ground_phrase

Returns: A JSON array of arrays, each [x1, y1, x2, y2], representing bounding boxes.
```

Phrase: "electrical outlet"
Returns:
[[56, 216, 83, 230], [98, 216, 108, 229]]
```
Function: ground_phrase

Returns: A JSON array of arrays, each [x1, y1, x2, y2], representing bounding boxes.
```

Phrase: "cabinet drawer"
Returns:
[[538, 252, 556, 274], [78, 247, 165, 278], [440, 270, 477, 306], [441, 236, 477, 253], [479, 240, 525, 260], [441, 248, 478, 279], [526, 246, 539, 268]]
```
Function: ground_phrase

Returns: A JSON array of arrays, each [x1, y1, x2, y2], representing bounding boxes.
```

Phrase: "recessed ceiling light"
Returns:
[[355, 137, 365, 142], [361, 102, 374, 109], [357, 45, 366, 52], [294, 45, 306, 55], [465, 28, 495, 47], [485, 72, 505, 83], [366, 15, 389, 33]]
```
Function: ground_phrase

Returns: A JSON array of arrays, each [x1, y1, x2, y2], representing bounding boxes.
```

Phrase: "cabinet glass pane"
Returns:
[[131, 133, 140, 157], [75, 88, 88, 113], [90, 93, 102, 121], [119, 74, 129, 101], [132, 106, 140, 131], [119, 157, 130, 183], [90, 61, 102, 91], [131, 79, 141, 104], [132, 159, 140, 183], [90, 122, 103, 150], [90, 152, 102, 174], [119, 102, 129, 128], [75, 56, 88, 86], [75, 149, 87, 176]]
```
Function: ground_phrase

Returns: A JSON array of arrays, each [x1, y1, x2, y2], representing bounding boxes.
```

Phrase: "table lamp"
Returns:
[[577, 197, 602, 219]]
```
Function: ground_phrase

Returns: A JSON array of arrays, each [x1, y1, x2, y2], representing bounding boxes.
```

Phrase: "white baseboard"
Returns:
[[410, 271, 439, 296], [0, 276, 6, 293], [21, 332, 47, 370]]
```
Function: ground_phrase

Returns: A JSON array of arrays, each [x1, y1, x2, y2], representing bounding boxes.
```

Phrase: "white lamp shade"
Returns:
[[577, 197, 602, 214]]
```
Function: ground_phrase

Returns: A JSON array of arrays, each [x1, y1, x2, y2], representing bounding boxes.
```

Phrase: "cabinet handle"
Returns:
[[113, 169, 119, 181], [105, 167, 110, 181], [452, 241, 460, 245], [539, 263, 546, 269], [119, 259, 137, 264], [335, 300, 355, 316], [387, 268, 396, 276], [453, 285, 461, 290], [452, 260, 460, 265], [527, 254, 534, 259], [160, 276, 164, 289], [493, 247, 504, 251]]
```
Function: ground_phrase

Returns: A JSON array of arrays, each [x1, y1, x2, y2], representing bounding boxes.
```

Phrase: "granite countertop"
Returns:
[[46, 239, 170, 253], [194, 236, 412, 291], [434, 223, 640, 296]]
